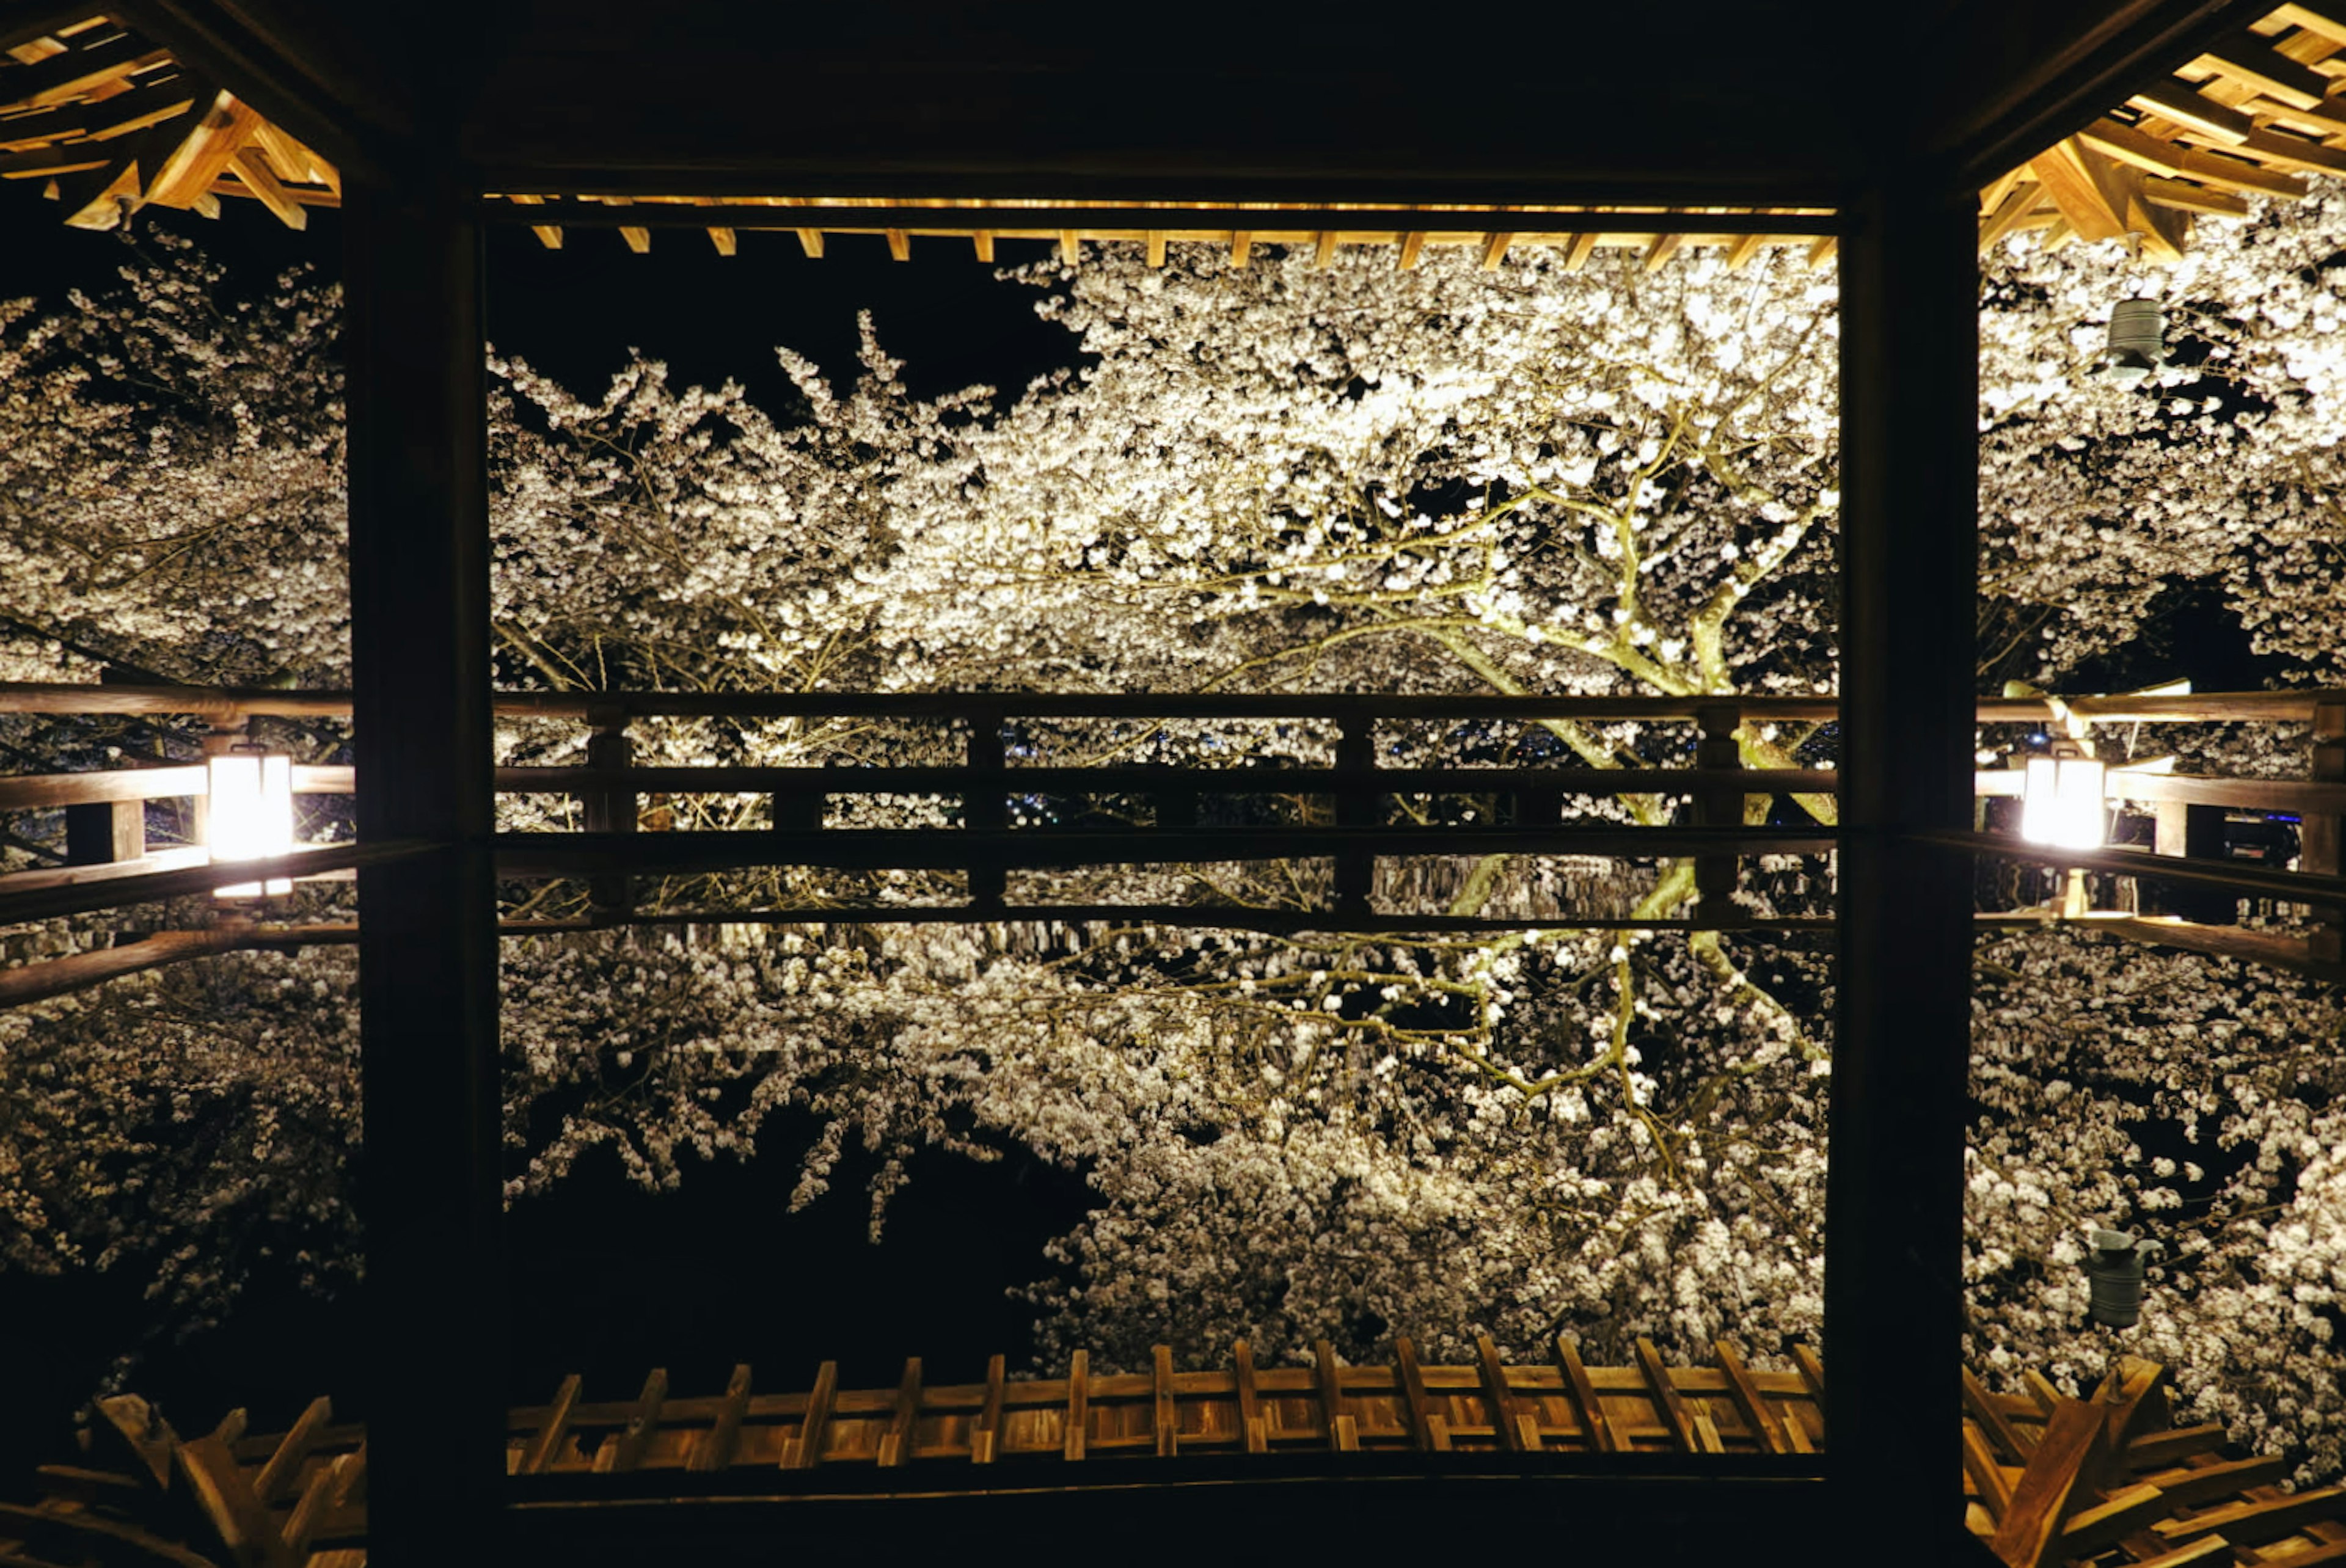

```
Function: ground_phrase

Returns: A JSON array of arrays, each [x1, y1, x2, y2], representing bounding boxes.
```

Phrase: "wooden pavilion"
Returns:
[[7, 0, 2346, 1561]]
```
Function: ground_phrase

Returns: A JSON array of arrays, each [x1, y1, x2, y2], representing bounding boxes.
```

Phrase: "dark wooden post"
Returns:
[[965, 704, 1007, 908], [343, 175, 504, 1560], [583, 704, 634, 920], [2154, 799, 2232, 925], [1333, 712, 1375, 916], [1692, 702, 1743, 916], [1829, 188, 1978, 1554], [64, 801, 144, 866]]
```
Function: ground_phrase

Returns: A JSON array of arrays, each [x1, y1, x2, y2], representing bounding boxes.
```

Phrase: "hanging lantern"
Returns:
[[2083, 1227, 2164, 1328], [207, 746, 295, 898], [2097, 299, 2165, 387], [2020, 743, 2107, 851]]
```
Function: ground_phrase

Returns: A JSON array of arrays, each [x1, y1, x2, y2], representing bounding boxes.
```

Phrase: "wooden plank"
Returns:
[[1554, 1336, 1615, 1452], [0, 1500, 220, 1568], [2126, 1423, 2229, 1469], [1978, 177, 2044, 253], [1394, 1336, 1437, 1450], [594, 1368, 668, 1473], [786, 1361, 836, 1469], [253, 1396, 331, 1503], [885, 227, 910, 261], [1563, 231, 1598, 271], [1234, 1341, 1265, 1454], [1643, 232, 1684, 272], [1964, 1420, 2015, 1523], [2141, 176, 2248, 215], [2130, 82, 2256, 143], [2107, 1541, 2232, 1568], [688, 1364, 751, 1472], [1144, 230, 1166, 267], [1965, 1367, 2037, 1463], [2061, 1482, 2171, 1558], [1312, 229, 1337, 268], [1397, 230, 1425, 270], [877, 1357, 920, 1468], [1151, 1344, 1178, 1458], [971, 228, 993, 261], [1632, 1336, 1697, 1453], [2151, 1484, 2346, 1546], [706, 225, 736, 255], [619, 225, 649, 253], [1229, 230, 1251, 266], [2139, 1453, 2289, 1509], [795, 227, 824, 257], [1989, 1400, 2111, 1568], [144, 92, 258, 209], [228, 147, 306, 228], [1313, 1340, 1347, 1452], [174, 1433, 293, 1568], [1058, 229, 1078, 264], [1063, 1350, 1089, 1461], [520, 1375, 582, 1475], [1479, 230, 1513, 269], [1471, 1335, 1529, 1452], [9, 38, 172, 109], [1712, 1340, 1788, 1453], [2189, 123, 2346, 174], [2028, 137, 2128, 242], [0, 764, 208, 810]]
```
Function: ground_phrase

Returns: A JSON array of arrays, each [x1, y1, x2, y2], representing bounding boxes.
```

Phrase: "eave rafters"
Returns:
[[0, 10, 335, 228], [1976, 1, 2346, 257], [5, 4, 2341, 264]]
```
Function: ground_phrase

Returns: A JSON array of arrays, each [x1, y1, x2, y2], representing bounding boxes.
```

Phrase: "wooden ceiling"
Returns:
[[1, 1, 2331, 265]]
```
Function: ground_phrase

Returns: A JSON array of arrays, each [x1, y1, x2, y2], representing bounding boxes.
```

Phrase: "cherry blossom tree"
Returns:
[[0, 208, 2342, 1476]]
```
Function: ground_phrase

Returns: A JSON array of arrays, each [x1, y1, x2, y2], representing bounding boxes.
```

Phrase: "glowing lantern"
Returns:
[[2020, 749, 2106, 851], [208, 748, 294, 898]]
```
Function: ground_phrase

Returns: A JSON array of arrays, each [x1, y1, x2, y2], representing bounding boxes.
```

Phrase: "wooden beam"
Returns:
[[1150, 1344, 1178, 1457], [2028, 137, 2129, 242], [877, 1358, 920, 1467], [619, 224, 649, 253], [786, 1361, 836, 1468], [228, 145, 305, 227], [1397, 229, 1425, 269], [1144, 229, 1166, 267], [341, 175, 503, 1565], [1058, 229, 1078, 265], [688, 1364, 752, 1472], [885, 226, 909, 260], [970, 228, 993, 261], [706, 225, 736, 255], [1062, 1350, 1088, 1461], [2192, 32, 2332, 109], [1990, 1400, 2112, 1568], [1233, 1341, 1265, 1454], [1229, 229, 1251, 267], [1829, 185, 1977, 1551], [1479, 230, 1513, 269]]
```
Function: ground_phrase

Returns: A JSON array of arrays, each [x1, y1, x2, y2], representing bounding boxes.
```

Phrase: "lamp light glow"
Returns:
[[2020, 754, 2107, 850], [208, 750, 294, 897]]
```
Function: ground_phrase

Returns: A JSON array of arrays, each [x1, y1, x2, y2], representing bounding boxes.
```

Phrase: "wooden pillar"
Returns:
[[343, 175, 504, 1559], [1692, 702, 1743, 915], [583, 706, 634, 920], [1828, 188, 1979, 1557], [2154, 800, 2232, 925], [64, 800, 144, 866], [1333, 712, 1375, 916], [965, 703, 1006, 908], [2309, 699, 2343, 963]]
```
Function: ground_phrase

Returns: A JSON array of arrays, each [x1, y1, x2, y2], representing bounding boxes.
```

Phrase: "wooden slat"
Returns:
[[1229, 230, 1251, 266], [786, 1362, 836, 1469], [1554, 1336, 1615, 1453], [520, 1376, 581, 1475], [1063, 1350, 1089, 1462], [594, 1368, 667, 1473], [1312, 229, 1337, 268], [1989, 1401, 2111, 1568], [0, 1500, 221, 1568], [175, 1433, 293, 1568], [1233, 1341, 1265, 1454], [1475, 1335, 1529, 1453], [971, 1354, 1006, 1464], [2139, 1453, 2288, 1509], [688, 1364, 751, 1472], [877, 1357, 920, 1468], [1712, 1341, 1788, 1454], [2193, 33, 2331, 110], [2061, 1482, 2171, 1559], [1964, 1368, 2036, 1464], [706, 225, 736, 255], [971, 228, 993, 261], [2125, 1423, 2229, 1470], [1478, 230, 1513, 269], [2028, 137, 2128, 242], [1397, 229, 1425, 270], [252, 1396, 330, 1503], [1632, 1337, 1697, 1453], [1963, 1420, 2015, 1523], [1144, 230, 1166, 267], [1313, 1340, 1346, 1452], [1394, 1336, 1438, 1450], [2105, 1540, 2233, 1568], [2151, 1484, 2346, 1546], [2130, 81, 2256, 143], [1151, 1344, 1178, 1458]]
